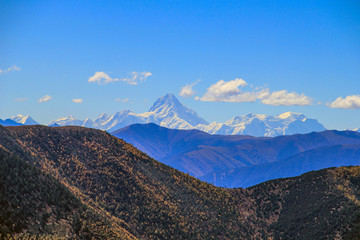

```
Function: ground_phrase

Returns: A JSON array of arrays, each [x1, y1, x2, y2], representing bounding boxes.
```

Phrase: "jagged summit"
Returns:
[[98, 113, 110, 118], [94, 113, 111, 125], [226, 113, 268, 125], [48, 115, 84, 126], [201, 111, 325, 137], [278, 112, 305, 120], [148, 93, 208, 126], [149, 93, 178, 112], [10, 114, 38, 125]]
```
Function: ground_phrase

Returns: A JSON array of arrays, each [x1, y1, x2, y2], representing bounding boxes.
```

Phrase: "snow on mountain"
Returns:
[[148, 93, 209, 127], [10, 114, 39, 125], [48, 115, 86, 127], [82, 118, 96, 128], [344, 128, 359, 133], [274, 112, 326, 135], [43, 93, 326, 136], [197, 122, 233, 135], [104, 110, 148, 132], [94, 113, 111, 125], [349, 128, 360, 133], [209, 112, 325, 137], [96, 93, 209, 132]]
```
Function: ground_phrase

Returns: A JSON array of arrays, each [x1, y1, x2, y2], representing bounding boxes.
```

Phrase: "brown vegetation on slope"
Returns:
[[0, 125, 359, 239]]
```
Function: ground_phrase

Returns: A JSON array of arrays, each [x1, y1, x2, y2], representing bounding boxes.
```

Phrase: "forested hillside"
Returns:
[[0, 125, 359, 239], [0, 148, 136, 239]]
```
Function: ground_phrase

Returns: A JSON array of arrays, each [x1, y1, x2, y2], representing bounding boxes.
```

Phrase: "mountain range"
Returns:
[[47, 93, 209, 133], [2, 93, 330, 137], [0, 118, 22, 126], [0, 115, 39, 127], [1, 124, 360, 239], [113, 123, 360, 187]]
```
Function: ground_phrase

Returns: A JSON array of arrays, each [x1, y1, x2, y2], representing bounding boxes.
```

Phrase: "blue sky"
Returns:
[[1, 0, 359, 129]]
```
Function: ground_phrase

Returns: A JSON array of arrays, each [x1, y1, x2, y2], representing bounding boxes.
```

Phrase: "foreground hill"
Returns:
[[0, 148, 136, 239], [0, 125, 257, 239], [1, 125, 360, 239], [113, 123, 360, 186], [248, 166, 360, 239]]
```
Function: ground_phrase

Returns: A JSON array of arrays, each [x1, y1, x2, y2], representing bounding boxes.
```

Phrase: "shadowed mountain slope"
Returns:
[[1, 125, 360, 239], [112, 123, 360, 181], [112, 123, 258, 161], [203, 143, 360, 187], [0, 118, 23, 126]]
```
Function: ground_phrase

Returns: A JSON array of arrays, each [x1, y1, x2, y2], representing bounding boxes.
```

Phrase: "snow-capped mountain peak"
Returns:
[[94, 113, 111, 125], [10, 114, 38, 125], [65, 115, 75, 119], [350, 128, 360, 132], [48, 115, 84, 127], [225, 113, 267, 126], [98, 113, 109, 118], [148, 93, 208, 126], [149, 93, 187, 114], [113, 109, 133, 117], [278, 112, 305, 120]]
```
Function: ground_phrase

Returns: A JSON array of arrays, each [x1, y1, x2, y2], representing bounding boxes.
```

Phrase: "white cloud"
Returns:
[[199, 78, 269, 102], [121, 71, 152, 85], [72, 98, 83, 104], [38, 95, 52, 103], [14, 98, 28, 102], [179, 80, 200, 98], [198, 78, 313, 106], [88, 71, 152, 85], [88, 72, 118, 84], [0, 65, 21, 75], [114, 98, 129, 103], [261, 90, 313, 106], [329, 95, 360, 109]]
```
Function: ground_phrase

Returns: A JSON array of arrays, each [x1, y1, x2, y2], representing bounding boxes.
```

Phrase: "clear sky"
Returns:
[[1, 0, 359, 129]]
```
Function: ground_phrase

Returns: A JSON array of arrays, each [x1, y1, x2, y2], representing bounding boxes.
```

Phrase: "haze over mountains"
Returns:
[[203, 143, 360, 187], [3, 93, 330, 137], [113, 123, 360, 187]]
